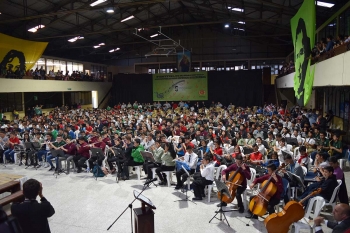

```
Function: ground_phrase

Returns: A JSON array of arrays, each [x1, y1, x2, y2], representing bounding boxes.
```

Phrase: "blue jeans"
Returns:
[[46, 154, 55, 167], [37, 150, 49, 162], [4, 149, 15, 162]]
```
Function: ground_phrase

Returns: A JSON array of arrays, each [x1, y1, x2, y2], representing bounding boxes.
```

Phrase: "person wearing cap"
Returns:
[[175, 145, 198, 189], [74, 137, 90, 173]]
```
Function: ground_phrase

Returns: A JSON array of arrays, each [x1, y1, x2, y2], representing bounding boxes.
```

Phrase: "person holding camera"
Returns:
[[11, 179, 55, 233]]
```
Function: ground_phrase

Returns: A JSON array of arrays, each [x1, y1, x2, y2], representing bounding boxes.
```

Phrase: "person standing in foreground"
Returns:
[[11, 179, 55, 233]]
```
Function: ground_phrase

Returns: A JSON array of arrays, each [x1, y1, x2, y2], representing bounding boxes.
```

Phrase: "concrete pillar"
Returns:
[[62, 92, 65, 105]]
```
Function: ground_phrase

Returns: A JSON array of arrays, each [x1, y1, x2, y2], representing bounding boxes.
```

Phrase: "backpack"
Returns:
[[92, 164, 105, 177]]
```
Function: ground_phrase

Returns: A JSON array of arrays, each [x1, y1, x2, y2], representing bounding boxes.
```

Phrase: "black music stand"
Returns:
[[107, 182, 156, 232], [90, 148, 104, 180], [24, 142, 37, 170], [286, 172, 305, 197], [140, 151, 158, 186], [209, 179, 233, 227], [174, 165, 196, 204], [50, 149, 67, 178]]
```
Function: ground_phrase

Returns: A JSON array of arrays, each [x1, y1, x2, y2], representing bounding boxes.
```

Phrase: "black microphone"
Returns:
[[144, 178, 157, 185]]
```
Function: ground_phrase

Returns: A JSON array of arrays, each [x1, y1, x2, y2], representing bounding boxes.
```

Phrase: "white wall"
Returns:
[[276, 50, 350, 88], [0, 79, 112, 105]]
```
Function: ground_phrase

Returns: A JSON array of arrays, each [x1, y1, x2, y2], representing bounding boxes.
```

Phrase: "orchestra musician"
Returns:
[[0, 130, 9, 163], [247, 144, 263, 162], [56, 138, 77, 174], [46, 135, 66, 171], [222, 145, 243, 166], [175, 145, 198, 190], [191, 155, 215, 201], [155, 142, 176, 186], [311, 131, 329, 165], [74, 137, 90, 173], [107, 138, 124, 175], [246, 163, 283, 219], [144, 140, 163, 181], [218, 154, 251, 213], [329, 134, 343, 160], [36, 134, 54, 168], [297, 166, 338, 207], [121, 138, 145, 180], [4, 132, 20, 163], [102, 132, 112, 147], [87, 134, 106, 170]]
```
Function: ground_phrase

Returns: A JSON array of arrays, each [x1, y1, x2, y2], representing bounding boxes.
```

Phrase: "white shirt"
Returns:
[[201, 162, 215, 181], [143, 139, 155, 150], [183, 152, 198, 169]]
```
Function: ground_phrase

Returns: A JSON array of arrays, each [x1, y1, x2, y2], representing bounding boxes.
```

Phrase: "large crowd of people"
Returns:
[[0, 65, 104, 81], [0, 101, 349, 230]]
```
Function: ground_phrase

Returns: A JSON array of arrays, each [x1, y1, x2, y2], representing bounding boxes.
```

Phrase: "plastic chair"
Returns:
[[206, 167, 219, 202], [323, 180, 342, 211], [292, 196, 326, 233], [133, 165, 142, 180], [243, 167, 257, 209], [339, 149, 349, 170]]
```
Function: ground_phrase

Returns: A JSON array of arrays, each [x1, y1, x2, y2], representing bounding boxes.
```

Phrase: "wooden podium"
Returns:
[[133, 190, 156, 233]]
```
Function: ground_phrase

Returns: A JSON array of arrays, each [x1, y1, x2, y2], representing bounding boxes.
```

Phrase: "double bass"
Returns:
[[249, 164, 285, 216], [217, 164, 245, 203], [264, 188, 322, 233]]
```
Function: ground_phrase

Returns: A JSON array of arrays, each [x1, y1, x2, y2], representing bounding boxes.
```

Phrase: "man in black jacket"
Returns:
[[314, 203, 350, 233], [11, 179, 55, 233]]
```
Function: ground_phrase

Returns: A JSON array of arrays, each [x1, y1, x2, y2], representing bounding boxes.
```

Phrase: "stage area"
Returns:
[[1, 165, 339, 233]]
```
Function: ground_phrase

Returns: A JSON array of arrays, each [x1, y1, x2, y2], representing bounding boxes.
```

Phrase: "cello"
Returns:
[[249, 163, 285, 216], [264, 188, 322, 233], [217, 165, 245, 203]]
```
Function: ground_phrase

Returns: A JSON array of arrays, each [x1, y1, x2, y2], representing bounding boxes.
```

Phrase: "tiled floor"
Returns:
[[1, 164, 338, 233]]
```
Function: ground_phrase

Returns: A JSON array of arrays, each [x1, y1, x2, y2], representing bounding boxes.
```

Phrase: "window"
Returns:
[[46, 59, 53, 73]]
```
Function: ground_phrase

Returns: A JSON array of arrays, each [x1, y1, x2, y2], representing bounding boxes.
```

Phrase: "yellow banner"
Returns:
[[0, 33, 48, 73]]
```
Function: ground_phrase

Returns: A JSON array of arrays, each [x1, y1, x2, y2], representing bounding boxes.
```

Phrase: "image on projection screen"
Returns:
[[152, 72, 208, 101]]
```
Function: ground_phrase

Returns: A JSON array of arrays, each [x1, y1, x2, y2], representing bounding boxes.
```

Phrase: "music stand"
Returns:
[[286, 172, 305, 197], [50, 149, 67, 178], [286, 137, 298, 146], [107, 182, 155, 232], [90, 148, 104, 180], [22, 142, 36, 170], [174, 165, 196, 204], [140, 151, 155, 163], [209, 179, 233, 227]]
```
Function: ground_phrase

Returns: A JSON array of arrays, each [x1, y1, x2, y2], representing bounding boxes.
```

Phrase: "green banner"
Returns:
[[153, 72, 208, 101], [291, 0, 316, 107]]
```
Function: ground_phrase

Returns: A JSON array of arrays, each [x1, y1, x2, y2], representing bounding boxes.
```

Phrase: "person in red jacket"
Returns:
[[4, 132, 20, 163], [218, 154, 251, 213], [210, 141, 222, 167], [248, 144, 263, 162], [245, 163, 283, 219], [74, 137, 91, 173]]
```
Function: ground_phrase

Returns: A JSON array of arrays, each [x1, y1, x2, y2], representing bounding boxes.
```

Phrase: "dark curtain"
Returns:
[[208, 70, 263, 106], [109, 70, 263, 107], [109, 73, 153, 105]]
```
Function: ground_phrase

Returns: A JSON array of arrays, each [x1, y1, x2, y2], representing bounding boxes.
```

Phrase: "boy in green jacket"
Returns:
[[122, 138, 145, 180]]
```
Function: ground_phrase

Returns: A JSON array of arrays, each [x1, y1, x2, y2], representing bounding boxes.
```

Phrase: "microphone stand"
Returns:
[[107, 181, 152, 232]]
